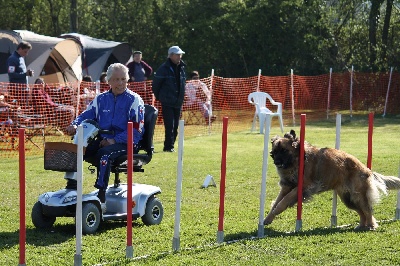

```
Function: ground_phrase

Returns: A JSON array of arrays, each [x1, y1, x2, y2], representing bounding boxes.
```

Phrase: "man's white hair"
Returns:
[[106, 63, 129, 82]]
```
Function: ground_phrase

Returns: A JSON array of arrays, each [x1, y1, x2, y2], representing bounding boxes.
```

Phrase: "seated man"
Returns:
[[185, 71, 216, 122], [33, 78, 75, 129], [66, 63, 145, 213]]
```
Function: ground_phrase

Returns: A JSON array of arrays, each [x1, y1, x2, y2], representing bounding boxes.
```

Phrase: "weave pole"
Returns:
[[295, 114, 306, 232], [326, 68, 333, 119], [290, 69, 296, 126], [74, 125, 84, 266], [383, 67, 393, 117], [172, 120, 185, 251], [258, 114, 271, 237], [217, 117, 228, 243], [18, 129, 26, 266], [126, 122, 134, 258], [256, 69, 261, 92], [331, 113, 341, 227], [350, 66, 354, 118], [367, 113, 374, 169], [396, 163, 400, 220], [208, 69, 215, 135]]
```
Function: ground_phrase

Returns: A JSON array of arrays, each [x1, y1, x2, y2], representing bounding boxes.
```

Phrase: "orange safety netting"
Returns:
[[0, 71, 399, 157]]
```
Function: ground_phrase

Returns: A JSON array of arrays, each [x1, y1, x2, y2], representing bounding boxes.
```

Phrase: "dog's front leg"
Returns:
[[264, 187, 298, 225]]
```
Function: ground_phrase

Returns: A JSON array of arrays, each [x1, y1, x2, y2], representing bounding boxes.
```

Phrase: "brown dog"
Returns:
[[264, 130, 400, 230]]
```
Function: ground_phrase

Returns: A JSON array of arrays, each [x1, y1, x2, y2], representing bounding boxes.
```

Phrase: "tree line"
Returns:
[[0, 0, 398, 77]]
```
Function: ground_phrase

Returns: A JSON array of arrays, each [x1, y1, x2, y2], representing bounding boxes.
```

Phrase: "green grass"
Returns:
[[1, 114, 400, 265]]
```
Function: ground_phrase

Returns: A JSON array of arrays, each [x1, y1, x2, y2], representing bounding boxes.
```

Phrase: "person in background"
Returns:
[[99, 72, 109, 92], [7, 41, 34, 105], [80, 75, 95, 108], [0, 94, 19, 126], [99, 72, 107, 83], [7, 41, 34, 84], [66, 63, 145, 213], [126, 51, 153, 82], [33, 78, 75, 127], [152, 46, 186, 152], [185, 71, 216, 123]]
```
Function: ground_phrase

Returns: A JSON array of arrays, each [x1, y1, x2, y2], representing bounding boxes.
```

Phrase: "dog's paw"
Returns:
[[263, 217, 273, 226], [354, 224, 378, 231]]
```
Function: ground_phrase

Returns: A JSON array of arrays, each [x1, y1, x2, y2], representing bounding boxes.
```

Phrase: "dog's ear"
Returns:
[[284, 130, 296, 141], [271, 135, 279, 144]]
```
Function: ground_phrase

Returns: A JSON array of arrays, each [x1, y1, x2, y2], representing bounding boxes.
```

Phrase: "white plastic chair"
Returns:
[[248, 92, 284, 134]]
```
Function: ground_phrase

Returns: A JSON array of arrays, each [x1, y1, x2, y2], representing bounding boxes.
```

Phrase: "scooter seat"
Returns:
[[112, 153, 151, 169]]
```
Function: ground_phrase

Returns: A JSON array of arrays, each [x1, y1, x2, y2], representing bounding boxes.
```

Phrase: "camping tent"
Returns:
[[0, 30, 82, 84], [60, 33, 132, 81]]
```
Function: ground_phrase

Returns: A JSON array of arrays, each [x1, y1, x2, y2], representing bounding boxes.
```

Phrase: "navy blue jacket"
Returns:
[[152, 59, 186, 108], [71, 89, 145, 144], [7, 51, 28, 84]]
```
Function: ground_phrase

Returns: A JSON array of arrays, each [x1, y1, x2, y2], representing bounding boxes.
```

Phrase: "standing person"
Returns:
[[7, 41, 34, 104], [7, 41, 34, 83], [152, 45, 186, 152], [66, 63, 145, 212], [126, 51, 153, 82]]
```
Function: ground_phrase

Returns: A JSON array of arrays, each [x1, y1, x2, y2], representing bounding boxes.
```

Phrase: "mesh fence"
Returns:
[[0, 70, 399, 157]]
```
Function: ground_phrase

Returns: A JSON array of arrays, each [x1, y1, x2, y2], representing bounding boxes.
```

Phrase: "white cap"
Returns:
[[168, 46, 185, 56]]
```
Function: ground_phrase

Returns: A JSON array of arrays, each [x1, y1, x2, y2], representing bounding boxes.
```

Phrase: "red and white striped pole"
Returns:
[[19, 129, 26, 266], [296, 114, 306, 231], [217, 117, 228, 243]]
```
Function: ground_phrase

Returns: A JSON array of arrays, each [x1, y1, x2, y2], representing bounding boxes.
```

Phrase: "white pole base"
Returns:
[[74, 254, 82, 266], [126, 246, 133, 258], [217, 230, 224, 244], [257, 224, 264, 237], [172, 237, 180, 252], [295, 220, 302, 232], [331, 215, 337, 227], [395, 208, 400, 220]]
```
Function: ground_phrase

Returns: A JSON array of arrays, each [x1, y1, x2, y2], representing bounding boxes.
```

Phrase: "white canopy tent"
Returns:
[[0, 30, 82, 84], [60, 33, 132, 81]]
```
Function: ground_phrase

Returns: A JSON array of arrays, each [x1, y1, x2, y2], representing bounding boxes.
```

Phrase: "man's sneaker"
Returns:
[[101, 203, 107, 214]]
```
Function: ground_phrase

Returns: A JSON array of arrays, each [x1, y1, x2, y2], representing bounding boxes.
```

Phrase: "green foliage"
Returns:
[[1, 114, 400, 265], [0, 0, 399, 76]]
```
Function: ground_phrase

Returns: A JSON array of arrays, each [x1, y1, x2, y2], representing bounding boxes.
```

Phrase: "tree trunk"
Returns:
[[368, 0, 384, 69], [70, 0, 78, 32], [381, 0, 393, 60]]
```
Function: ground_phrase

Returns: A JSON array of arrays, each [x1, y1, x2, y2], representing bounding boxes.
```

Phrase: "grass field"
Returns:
[[1, 113, 400, 265]]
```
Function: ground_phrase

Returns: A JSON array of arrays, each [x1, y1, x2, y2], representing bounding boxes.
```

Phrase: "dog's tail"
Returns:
[[373, 172, 400, 190]]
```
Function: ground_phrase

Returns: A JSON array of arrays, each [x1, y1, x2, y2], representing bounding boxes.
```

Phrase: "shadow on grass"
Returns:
[[0, 220, 144, 250], [223, 220, 400, 242]]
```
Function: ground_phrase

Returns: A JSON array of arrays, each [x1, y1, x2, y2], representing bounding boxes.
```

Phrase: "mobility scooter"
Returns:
[[31, 104, 163, 234]]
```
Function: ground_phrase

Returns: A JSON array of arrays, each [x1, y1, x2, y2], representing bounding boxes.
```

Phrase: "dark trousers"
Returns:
[[162, 104, 181, 150], [84, 138, 127, 191]]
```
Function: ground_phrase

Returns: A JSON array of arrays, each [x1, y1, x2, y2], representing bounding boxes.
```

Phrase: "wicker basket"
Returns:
[[44, 142, 78, 172]]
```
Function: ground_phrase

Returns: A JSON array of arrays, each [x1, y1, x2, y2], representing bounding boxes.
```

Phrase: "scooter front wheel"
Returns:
[[81, 202, 101, 234], [31, 201, 56, 229], [141, 196, 164, 226]]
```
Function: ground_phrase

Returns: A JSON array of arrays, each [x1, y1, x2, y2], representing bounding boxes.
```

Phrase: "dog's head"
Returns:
[[270, 129, 300, 169]]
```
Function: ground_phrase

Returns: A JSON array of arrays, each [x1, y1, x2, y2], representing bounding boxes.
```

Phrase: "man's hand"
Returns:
[[27, 69, 34, 77], [66, 125, 77, 135], [100, 138, 116, 147]]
